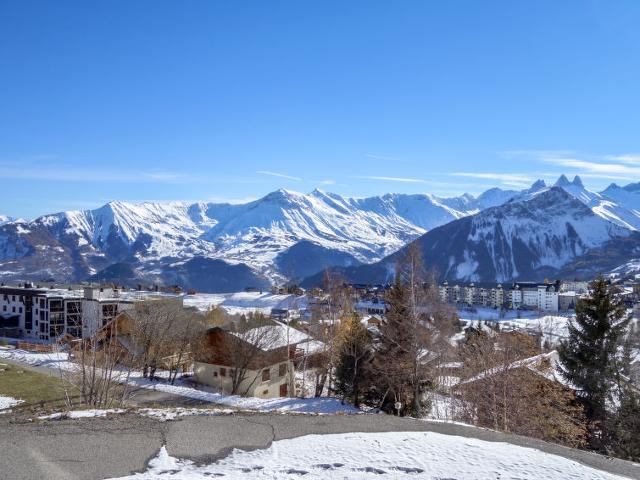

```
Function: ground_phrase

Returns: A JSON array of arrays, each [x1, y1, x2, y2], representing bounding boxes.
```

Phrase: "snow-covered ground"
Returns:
[[498, 315, 571, 346], [184, 291, 307, 316], [457, 306, 566, 321], [0, 395, 23, 413], [38, 407, 237, 422], [0, 347, 358, 414], [457, 311, 572, 347], [107, 431, 627, 480], [39, 409, 126, 420], [0, 360, 25, 413]]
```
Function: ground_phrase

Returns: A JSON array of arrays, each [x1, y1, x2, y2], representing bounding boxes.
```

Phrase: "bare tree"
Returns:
[[457, 330, 587, 447], [307, 271, 352, 397], [202, 305, 228, 328], [62, 321, 133, 408], [225, 313, 283, 395], [165, 311, 204, 384], [127, 299, 187, 379]]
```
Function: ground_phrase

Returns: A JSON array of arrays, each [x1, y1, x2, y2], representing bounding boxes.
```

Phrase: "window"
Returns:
[[262, 368, 271, 382], [213, 371, 218, 377], [18, 307, 22, 314], [278, 363, 287, 377], [11, 306, 15, 313], [219, 368, 226, 377], [12, 295, 15, 302]]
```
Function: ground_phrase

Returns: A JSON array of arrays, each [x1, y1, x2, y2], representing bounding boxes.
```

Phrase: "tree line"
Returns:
[[330, 246, 639, 461]]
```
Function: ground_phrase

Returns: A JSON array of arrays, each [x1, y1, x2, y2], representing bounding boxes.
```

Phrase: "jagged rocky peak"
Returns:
[[554, 174, 583, 188], [529, 179, 546, 190], [554, 174, 571, 187]]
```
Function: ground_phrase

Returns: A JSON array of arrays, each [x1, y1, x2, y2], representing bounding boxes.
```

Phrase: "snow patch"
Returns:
[[0, 395, 23, 412], [107, 432, 628, 479]]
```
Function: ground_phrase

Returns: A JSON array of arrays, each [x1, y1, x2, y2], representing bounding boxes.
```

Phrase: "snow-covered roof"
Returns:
[[460, 351, 570, 388], [230, 322, 311, 351]]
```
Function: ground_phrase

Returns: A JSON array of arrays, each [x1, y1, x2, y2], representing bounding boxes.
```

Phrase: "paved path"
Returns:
[[0, 413, 638, 480]]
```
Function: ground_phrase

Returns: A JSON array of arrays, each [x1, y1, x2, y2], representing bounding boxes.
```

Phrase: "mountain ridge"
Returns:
[[302, 185, 637, 287], [3, 176, 640, 291]]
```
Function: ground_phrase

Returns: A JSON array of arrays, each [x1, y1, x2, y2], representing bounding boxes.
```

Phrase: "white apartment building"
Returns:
[[512, 282, 560, 311], [438, 281, 561, 312], [0, 284, 183, 342]]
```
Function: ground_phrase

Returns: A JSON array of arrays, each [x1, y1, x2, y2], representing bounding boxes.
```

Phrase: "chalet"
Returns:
[[194, 323, 315, 398]]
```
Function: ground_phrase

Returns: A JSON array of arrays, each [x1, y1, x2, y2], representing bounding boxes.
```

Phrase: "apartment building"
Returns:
[[0, 284, 182, 342], [438, 280, 561, 312]]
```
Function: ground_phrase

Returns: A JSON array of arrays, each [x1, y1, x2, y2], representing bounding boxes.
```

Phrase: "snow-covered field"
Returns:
[[457, 310, 572, 347], [184, 291, 307, 316], [457, 306, 568, 322], [0, 347, 358, 415], [108, 431, 627, 480], [498, 315, 571, 346]]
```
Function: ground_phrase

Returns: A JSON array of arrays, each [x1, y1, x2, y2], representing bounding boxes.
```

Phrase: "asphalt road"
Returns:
[[1, 413, 639, 480]]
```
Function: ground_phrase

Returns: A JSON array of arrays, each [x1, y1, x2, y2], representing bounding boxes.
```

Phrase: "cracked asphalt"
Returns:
[[1, 413, 639, 479]]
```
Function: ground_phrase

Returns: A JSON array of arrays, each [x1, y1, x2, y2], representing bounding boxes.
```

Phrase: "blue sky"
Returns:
[[1, 1, 640, 219]]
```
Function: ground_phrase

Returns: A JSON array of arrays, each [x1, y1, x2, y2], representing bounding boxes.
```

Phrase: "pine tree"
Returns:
[[558, 276, 630, 451], [333, 312, 372, 407], [371, 274, 417, 414], [610, 387, 640, 461], [370, 244, 433, 416]]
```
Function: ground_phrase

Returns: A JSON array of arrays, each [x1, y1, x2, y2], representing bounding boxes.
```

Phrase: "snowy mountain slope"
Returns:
[[0, 189, 486, 289], [4, 174, 640, 290], [315, 187, 634, 285], [34, 201, 218, 260], [200, 188, 485, 272], [515, 175, 640, 231], [475, 187, 520, 209]]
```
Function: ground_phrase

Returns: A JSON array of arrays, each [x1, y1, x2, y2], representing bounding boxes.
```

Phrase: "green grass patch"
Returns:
[[0, 362, 79, 412]]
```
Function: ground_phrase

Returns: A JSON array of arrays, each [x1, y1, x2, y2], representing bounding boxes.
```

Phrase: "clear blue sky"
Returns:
[[1, 0, 640, 219]]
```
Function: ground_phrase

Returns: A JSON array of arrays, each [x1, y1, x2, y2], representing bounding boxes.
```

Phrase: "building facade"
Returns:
[[0, 284, 182, 342], [438, 281, 561, 312]]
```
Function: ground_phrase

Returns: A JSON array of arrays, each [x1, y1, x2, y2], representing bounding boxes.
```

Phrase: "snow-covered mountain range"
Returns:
[[0, 189, 486, 290], [303, 176, 640, 286], [2, 175, 640, 291]]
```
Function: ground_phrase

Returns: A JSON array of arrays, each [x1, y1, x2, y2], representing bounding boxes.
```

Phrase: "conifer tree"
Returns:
[[370, 244, 432, 416], [610, 387, 640, 461], [558, 276, 630, 450], [333, 312, 372, 407]]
